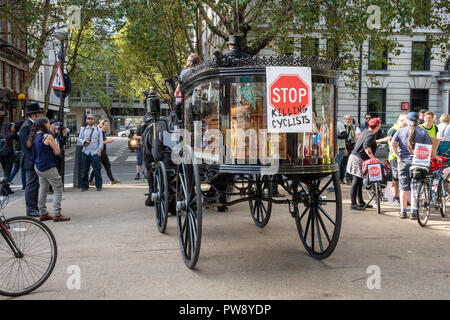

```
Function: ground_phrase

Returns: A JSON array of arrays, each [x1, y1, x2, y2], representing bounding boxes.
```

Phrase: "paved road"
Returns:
[[2, 138, 450, 300]]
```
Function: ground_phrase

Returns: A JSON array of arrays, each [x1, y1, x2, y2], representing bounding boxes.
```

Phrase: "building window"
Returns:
[[367, 88, 386, 124], [7, 21, 12, 44], [5, 65, 12, 89], [277, 37, 295, 56], [368, 43, 388, 70], [40, 72, 43, 92], [412, 42, 431, 71], [15, 69, 21, 93], [326, 39, 339, 60], [301, 38, 319, 57], [411, 89, 429, 112]]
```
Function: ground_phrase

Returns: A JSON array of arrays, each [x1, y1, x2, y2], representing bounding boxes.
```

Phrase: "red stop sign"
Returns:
[[269, 74, 310, 116], [416, 146, 430, 160], [369, 166, 380, 177]]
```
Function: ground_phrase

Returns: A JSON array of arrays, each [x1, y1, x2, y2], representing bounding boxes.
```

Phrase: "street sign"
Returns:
[[51, 64, 65, 91], [53, 74, 72, 98], [266, 66, 312, 133], [401, 102, 410, 111], [412, 143, 432, 166], [367, 163, 383, 182]]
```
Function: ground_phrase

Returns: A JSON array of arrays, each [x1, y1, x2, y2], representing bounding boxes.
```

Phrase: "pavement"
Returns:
[[2, 138, 450, 300]]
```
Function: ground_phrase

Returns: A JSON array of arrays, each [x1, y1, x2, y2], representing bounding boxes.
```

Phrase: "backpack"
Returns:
[[0, 139, 12, 157]]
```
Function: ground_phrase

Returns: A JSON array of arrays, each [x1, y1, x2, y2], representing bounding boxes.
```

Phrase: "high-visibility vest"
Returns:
[[419, 124, 437, 138], [388, 123, 401, 162]]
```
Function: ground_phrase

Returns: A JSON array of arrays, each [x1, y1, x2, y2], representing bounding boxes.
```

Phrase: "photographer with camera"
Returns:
[[78, 114, 103, 192]]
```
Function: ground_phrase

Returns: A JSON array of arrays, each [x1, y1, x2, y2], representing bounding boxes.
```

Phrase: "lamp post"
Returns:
[[54, 30, 68, 186], [18, 93, 26, 118], [54, 30, 67, 123]]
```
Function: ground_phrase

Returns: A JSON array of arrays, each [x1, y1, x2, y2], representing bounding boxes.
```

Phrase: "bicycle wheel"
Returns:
[[417, 182, 430, 227], [375, 183, 381, 214], [439, 179, 447, 218], [0, 217, 57, 296]]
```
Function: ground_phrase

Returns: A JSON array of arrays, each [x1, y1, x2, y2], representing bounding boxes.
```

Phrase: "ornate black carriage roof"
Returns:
[[180, 52, 345, 86]]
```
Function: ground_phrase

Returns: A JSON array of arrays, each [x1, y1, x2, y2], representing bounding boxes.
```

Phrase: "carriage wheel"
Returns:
[[154, 161, 169, 233], [249, 175, 272, 228], [176, 150, 202, 269], [295, 172, 342, 260]]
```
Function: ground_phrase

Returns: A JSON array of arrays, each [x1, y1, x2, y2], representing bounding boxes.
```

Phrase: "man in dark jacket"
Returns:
[[222, 35, 250, 63], [19, 102, 44, 217]]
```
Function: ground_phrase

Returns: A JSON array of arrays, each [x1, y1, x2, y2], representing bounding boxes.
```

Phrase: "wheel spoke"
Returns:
[[303, 208, 312, 243], [317, 205, 336, 226], [298, 206, 308, 221], [318, 177, 333, 196], [316, 210, 332, 243], [313, 208, 324, 253], [310, 208, 315, 252], [256, 201, 261, 222]]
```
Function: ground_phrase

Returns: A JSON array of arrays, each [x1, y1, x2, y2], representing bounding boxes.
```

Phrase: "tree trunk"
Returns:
[[100, 103, 115, 135], [44, 62, 58, 115]]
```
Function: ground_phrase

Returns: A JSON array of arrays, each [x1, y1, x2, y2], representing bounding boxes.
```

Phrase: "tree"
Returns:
[[2, 0, 59, 120], [0, 0, 122, 120], [115, 0, 203, 103], [186, 0, 449, 81], [69, 27, 134, 134]]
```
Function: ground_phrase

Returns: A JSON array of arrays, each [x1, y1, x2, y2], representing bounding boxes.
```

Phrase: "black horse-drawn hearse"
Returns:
[[142, 53, 343, 269]]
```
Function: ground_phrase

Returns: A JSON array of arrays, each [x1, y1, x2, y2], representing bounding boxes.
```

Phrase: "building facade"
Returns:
[[0, 16, 31, 127], [27, 45, 67, 120], [202, 29, 449, 133], [68, 72, 146, 134]]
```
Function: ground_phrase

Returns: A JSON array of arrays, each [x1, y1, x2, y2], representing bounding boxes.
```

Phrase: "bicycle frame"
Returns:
[[0, 216, 23, 258]]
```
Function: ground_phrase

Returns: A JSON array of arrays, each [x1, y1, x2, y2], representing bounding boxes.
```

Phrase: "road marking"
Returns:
[[126, 156, 137, 162], [109, 156, 118, 162]]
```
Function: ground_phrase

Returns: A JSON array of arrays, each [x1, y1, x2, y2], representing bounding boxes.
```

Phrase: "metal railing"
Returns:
[[64, 134, 77, 150]]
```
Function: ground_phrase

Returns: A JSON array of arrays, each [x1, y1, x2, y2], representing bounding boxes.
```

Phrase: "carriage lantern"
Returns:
[[147, 87, 161, 116]]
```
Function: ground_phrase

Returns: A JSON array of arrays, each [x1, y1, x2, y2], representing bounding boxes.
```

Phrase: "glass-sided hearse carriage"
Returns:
[[151, 55, 343, 269]]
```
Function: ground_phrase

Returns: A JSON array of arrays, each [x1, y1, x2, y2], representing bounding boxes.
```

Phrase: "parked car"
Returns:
[[118, 129, 131, 137]]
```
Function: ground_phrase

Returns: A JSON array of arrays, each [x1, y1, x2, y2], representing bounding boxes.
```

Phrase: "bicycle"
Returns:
[[413, 161, 447, 227], [0, 179, 57, 297], [363, 160, 387, 214]]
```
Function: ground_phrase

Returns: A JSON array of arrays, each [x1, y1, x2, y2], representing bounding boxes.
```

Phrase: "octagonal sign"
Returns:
[[266, 66, 312, 133]]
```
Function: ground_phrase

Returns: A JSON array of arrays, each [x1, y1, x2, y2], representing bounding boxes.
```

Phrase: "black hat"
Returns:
[[26, 102, 43, 115], [419, 108, 428, 114], [227, 35, 243, 47]]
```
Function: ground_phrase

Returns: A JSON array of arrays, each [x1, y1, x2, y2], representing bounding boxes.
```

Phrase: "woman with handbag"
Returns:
[[346, 118, 384, 211], [28, 117, 70, 222]]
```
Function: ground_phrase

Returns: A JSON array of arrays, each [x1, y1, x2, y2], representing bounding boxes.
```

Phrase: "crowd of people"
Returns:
[[338, 109, 450, 220], [0, 103, 123, 222]]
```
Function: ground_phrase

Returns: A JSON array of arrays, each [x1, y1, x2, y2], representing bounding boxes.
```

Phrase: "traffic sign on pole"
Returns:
[[51, 64, 65, 91]]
